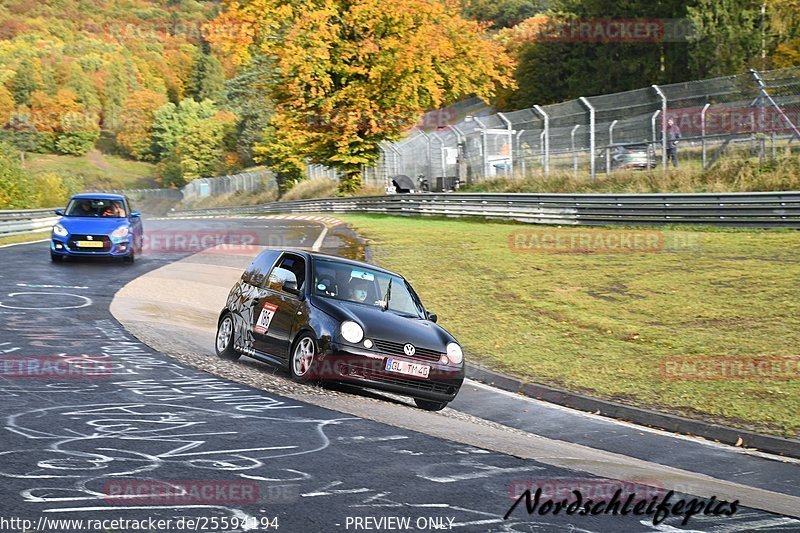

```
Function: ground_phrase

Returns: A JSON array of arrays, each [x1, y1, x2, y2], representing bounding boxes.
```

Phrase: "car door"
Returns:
[[251, 253, 307, 360], [125, 198, 143, 242]]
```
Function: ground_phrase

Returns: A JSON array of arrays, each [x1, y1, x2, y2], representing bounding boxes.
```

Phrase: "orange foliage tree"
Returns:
[[210, 0, 516, 192]]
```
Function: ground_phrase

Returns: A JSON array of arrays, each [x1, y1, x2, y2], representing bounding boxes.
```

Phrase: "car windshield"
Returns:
[[65, 198, 127, 218], [313, 259, 425, 318]]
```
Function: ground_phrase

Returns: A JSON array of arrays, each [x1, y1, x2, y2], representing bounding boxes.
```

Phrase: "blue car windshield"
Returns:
[[313, 259, 425, 318], [66, 199, 127, 218]]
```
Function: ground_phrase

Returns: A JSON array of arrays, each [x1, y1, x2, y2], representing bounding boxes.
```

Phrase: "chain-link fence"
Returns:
[[342, 67, 800, 191], [181, 170, 274, 199]]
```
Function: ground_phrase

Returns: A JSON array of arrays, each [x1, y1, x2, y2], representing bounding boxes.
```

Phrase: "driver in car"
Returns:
[[347, 277, 370, 303]]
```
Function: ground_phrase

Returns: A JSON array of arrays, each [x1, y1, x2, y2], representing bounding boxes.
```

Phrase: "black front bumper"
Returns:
[[320, 342, 464, 403]]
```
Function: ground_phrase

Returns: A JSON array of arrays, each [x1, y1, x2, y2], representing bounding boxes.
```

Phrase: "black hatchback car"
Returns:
[[215, 249, 464, 410]]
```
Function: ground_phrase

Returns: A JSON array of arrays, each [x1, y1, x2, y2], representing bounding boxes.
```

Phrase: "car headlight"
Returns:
[[446, 343, 463, 365], [340, 321, 364, 344], [111, 226, 130, 239], [52, 223, 68, 237]]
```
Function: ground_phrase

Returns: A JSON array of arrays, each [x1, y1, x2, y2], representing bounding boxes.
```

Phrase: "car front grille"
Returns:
[[372, 339, 442, 362], [68, 234, 112, 252], [339, 363, 455, 395]]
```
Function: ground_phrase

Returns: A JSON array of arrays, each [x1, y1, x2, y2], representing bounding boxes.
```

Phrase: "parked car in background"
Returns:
[[50, 193, 143, 263], [215, 249, 465, 411], [598, 143, 657, 171]]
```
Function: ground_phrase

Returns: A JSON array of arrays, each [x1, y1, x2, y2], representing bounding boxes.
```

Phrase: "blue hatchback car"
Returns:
[[50, 193, 144, 263]]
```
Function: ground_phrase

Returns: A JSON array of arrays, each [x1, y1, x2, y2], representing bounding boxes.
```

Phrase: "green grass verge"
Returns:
[[339, 214, 800, 437], [0, 232, 49, 246]]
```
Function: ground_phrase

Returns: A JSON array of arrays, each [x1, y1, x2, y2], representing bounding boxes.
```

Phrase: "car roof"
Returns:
[[70, 193, 126, 200], [280, 249, 402, 278]]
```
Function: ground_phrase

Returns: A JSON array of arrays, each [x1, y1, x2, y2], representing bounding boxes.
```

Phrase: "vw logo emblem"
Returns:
[[403, 343, 415, 356]]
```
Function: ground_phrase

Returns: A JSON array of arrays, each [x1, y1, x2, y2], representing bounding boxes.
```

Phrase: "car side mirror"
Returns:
[[54, 209, 64, 216], [426, 311, 437, 323], [131, 211, 141, 217], [283, 280, 302, 297]]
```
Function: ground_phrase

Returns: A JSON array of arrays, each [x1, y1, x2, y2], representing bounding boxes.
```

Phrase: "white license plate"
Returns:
[[76, 240, 104, 248], [385, 359, 430, 378]]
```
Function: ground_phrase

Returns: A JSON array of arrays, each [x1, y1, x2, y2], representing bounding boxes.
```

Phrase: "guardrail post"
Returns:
[[652, 84, 668, 171], [533, 105, 550, 176], [570, 124, 581, 176], [579, 97, 595, 181], [497, 112, 514, 177], [700, 103, 710, 169]]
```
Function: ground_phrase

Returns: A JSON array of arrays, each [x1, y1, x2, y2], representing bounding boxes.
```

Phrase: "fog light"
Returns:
[[364, 339, 373, 349], [440, 355, 450, 365], [54, 243, 63, 250]]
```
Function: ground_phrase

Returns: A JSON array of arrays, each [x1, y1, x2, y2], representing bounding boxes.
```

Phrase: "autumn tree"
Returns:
[[0, 87, 14, 125], [116, 90, 168, 160], [210, 0, 515, 192]]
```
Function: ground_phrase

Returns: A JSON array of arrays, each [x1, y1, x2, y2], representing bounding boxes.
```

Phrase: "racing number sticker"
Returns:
[[254, 303, 279, 334]]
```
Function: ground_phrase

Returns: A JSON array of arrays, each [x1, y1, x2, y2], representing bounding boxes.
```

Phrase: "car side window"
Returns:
[[268, 254, 306, 296], [242, 250, 281, 287]]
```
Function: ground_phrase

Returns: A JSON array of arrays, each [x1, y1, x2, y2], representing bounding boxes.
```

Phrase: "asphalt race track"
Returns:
[[0, 217, 798, 533]]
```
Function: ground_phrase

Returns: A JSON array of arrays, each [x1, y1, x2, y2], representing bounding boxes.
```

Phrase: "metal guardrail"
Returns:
[[0, 209, 58, 237], [167, 191, 800, 228]]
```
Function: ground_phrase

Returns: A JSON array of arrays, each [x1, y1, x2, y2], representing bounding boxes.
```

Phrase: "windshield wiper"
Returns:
[[382, 279, 392, 311]]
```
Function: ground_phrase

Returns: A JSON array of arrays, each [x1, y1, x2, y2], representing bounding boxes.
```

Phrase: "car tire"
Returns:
[[414, 398, 447, 411], [290, 333, 318, 383], [50, 252, 63, 262], [215, 313, 241, 361], [123, 249, 135, 264]]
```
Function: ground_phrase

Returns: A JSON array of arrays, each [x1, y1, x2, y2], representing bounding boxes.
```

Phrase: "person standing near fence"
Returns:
[[666, 118, 681, 168]]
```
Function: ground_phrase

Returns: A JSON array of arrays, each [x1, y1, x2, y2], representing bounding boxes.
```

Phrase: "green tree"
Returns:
[[11, 58, 41, 105], [225, 57, 273, 166], [150, 98, 217, 160], [102, 62, 129, 133], [188, 43, 227, 104], [687, 0, 765, 77], [461, 0, 543, 29], [65, 62, 101, 113], [33, 173, 69, 207], [0, 142, 34, 209], [499, 0, 691, 106]]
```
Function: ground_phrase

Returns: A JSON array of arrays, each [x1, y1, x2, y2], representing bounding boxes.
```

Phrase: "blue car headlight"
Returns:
[[111, 226, 130, 239], [52, 223, 68, 237]]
